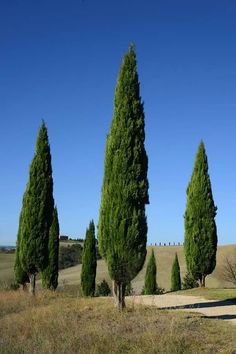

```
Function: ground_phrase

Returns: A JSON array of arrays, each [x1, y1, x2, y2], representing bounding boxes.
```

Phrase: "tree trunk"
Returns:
[[29, 274, 36, 296], [113, 281, 126, 310], [22, 283, 28, 292], [198, 275, 206, 287]]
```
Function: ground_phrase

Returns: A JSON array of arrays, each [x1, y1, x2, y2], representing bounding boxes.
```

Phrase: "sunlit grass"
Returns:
[[0, 290, 236, 354], [173, 287, 236, 301]]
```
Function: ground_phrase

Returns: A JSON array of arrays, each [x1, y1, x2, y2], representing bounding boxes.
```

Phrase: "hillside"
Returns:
[[59, 244, 236, 292], [2, 244, 236, 292]]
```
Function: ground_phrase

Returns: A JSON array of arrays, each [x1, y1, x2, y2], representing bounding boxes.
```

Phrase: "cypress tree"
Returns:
[[14, 211, 29, 288], [98, 45, 149, 310], [41, 207, 60, 290], [171, 253, 181, 291], [19, 121, 54, 295], [81, 220, 97, 296], [184, 141, 217, 287], [144, 249, 157, 295]]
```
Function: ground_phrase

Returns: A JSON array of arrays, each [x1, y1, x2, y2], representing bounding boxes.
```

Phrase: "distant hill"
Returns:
[[1, 244, 236, 292]]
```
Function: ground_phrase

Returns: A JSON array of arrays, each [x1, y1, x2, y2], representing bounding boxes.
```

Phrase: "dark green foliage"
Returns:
[[98, 45, 149, 308], [144, 250, 157, 295], [14, 212, 29, 285], [125, 282, 134, 296], [59, 244, 83, 270], [42, 207, 60, 290], [171, 253, 181, 291], [96, 279, 111, 296], [182, 272, 199, 290], [184, 141, 217, 286], [81, 221, 97, 296], [18, 121, 54, 292]]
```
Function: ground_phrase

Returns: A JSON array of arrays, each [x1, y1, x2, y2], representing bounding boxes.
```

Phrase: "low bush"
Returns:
[[96, 280, 111, 296]]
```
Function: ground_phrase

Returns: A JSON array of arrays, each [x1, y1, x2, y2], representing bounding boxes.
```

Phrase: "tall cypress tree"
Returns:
[[42, 207, 60, 290], [98, 45, 149, 310], [171, 253, 181, 291], [19, 121, 54, 295], [184, 141, 217, 287], [144, 249, 157, 295], [80, 220, 97, 296]]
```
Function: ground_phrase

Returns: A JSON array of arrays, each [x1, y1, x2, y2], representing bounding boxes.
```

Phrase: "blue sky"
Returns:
[[0, 0, 236, 245]]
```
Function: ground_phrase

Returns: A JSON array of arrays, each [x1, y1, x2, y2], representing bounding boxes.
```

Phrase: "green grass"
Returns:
[[2, 244, 236, 293], [173, 287, 236, 301], [0, 290, 236, 354]]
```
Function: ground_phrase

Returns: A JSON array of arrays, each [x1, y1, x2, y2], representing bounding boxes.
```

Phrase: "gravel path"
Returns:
[[127, 294, 236, 324]]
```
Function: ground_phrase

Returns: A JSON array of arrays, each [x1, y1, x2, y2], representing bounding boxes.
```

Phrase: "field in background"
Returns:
[[0, 291, 236, 354], [59, 244, 236, 293], [1, 244, 236, 292], [0, 253, 14, 284]]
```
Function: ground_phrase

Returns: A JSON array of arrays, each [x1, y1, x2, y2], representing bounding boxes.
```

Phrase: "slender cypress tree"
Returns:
[[98, 45, 149, 310], [19, 121, 54, 295], [81, 220, 97, 296], [144, 250, 157, 295], [42, 207, 60, 290], [171, 253, 181, 291], [184, 141, 217, 287]]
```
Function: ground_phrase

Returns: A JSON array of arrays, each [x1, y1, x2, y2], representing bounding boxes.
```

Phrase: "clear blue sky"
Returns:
[[1, 0, 236, 246]]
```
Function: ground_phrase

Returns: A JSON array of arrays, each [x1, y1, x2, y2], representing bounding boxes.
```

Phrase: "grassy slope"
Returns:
[[59, 244, 236, 293], [0, 291, 236, 354], [2, 244, 236, 292]]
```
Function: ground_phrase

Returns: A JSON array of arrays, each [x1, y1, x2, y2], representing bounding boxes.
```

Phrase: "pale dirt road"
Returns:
[[127, 294, 236, 324]]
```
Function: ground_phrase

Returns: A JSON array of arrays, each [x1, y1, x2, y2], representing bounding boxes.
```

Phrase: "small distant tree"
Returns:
[[144, 250, 157, 295], [171, 253, 181, 291], [81, 220, 97, 296], [42, 207, 60, 290], [18, 121, 54, 295], [184, 141, 217, 287]]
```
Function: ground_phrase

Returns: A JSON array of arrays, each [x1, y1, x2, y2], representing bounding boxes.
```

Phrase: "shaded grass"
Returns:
[[0, 290, 236, 354], [173, 288, 236, 301]]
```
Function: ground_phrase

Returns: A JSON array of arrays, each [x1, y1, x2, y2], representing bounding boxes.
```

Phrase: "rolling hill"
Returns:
[[1, 244, 236, 292]]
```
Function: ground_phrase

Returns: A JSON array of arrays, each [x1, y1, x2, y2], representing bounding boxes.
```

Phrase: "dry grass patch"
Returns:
[[0, 290, 236, 354]]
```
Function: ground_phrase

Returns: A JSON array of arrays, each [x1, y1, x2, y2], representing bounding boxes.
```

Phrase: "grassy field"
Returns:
[[0, 253, 15, 284], [1, 244, 236, 293], [0, 290, 236, 354]]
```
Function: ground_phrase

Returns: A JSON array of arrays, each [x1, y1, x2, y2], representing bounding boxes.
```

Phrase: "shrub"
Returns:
[[141, 286, 165, 295], [96, 280, 111, 296], [182, 272, 199, 289], [125, 282, 134, 296]]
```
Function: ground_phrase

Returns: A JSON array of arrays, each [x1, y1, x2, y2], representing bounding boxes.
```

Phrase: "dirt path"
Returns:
[[127, 294, 236, 324]]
